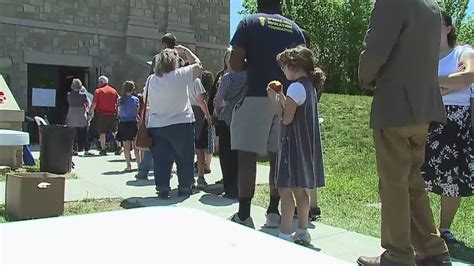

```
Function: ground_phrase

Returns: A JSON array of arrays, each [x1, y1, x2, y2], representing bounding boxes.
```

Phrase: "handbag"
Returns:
[[135, 76, 152, 149]]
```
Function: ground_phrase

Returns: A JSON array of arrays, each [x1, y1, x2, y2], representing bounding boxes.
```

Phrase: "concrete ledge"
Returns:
[[0, 110, 24, 123], [24, 51, 93, 67]]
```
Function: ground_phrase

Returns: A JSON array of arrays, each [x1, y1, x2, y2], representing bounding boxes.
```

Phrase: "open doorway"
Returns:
[[27, 64, 89, 143]]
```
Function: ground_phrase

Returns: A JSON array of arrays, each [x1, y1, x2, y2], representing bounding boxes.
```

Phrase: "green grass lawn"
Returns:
[[0, 198, 137, 223], [254, 93, 474, 257], [0, 159, 79, 181]]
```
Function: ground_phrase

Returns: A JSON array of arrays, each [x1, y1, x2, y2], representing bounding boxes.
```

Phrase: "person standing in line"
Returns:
[[145, 45, 202, 199], [66, 78, 94, 156], [214, 49, 247, 199], [135, 94, 154, 180], [208, 49, 232, 185], [149, 33, 186, 75], [421, 11, 474, 245], [228, 0, 305, 228], [89, 75, 120, 156], [189, 72, 212, 189], [200, 70, 215, 174], [292, 28, 322, 221], [357, 0, 451, 265], [267, 46, 325, 245], [116, 81, 140, 171]]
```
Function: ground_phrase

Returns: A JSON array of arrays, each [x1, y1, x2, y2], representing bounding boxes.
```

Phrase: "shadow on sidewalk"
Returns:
[[107, 159, 135, 163], [124, 192, 190, 207], [449, 242, 474, 263], [198, 194, 236, 207], [200, 184, 224, 195], [126, 179, 155, 187], [258, 226, 322, 252], [76, 154, 103, 158], [102, 169, 138, 175]]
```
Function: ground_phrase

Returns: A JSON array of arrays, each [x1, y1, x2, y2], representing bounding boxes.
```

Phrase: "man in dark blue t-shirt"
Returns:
[[228, 0, 305, 228]]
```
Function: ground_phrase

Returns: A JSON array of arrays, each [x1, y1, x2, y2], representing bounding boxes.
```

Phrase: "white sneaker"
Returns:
[[292, 231, 311, 246], [278, 232, 295, 242], [264, 213, 281, 228]]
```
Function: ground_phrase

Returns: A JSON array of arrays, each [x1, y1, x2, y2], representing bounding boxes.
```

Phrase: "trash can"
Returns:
[[39, 125, 75, 174]]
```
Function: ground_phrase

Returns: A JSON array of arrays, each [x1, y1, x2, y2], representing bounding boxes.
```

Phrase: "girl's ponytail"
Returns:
[[310, 67, 326, 101]]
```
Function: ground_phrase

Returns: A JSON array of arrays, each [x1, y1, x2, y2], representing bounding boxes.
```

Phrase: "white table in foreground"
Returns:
[[1, 207, 348, 265]]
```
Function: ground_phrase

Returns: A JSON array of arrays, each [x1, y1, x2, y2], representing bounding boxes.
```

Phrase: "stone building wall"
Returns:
[[0, 0, 230, 110]]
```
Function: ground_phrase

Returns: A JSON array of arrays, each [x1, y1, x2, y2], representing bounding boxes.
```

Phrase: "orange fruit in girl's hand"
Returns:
[[268, 80, 282, 93]]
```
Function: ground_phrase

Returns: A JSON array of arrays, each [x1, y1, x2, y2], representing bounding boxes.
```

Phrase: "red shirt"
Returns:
[[92, 85, 119, 115]]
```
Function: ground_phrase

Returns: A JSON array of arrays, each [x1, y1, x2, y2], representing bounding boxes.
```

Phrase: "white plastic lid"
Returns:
[[0, 129, 30, 146]]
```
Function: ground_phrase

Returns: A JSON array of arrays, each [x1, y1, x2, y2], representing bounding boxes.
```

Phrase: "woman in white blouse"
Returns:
[[145, 45, 202, 199], [421, 11, 474, 244]]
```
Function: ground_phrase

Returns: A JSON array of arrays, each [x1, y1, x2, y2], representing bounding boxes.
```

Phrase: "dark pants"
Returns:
[[238, 150, 278, 198], [148, 123, 194, 192], [217, 120, 238, 197], [73, 127, 90, 152]]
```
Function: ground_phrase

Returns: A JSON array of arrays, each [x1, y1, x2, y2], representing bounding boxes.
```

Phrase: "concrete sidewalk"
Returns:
[[0, 151, 270, 203], [0, 152, 470, 265]]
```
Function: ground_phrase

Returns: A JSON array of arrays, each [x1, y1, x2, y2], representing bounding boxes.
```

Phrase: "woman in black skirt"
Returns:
[[421, 12, 474, 244]]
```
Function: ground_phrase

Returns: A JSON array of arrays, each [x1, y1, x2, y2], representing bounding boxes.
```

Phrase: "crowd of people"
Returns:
[[64, 0, 474, 265]]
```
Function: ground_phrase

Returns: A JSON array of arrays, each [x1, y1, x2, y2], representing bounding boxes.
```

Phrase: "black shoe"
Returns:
[[294, 207, 321, 221], [72, 151, 79, 156], [204, 169, 211, 174], [135, 173, 148, 180], [309, 207, 321, 221], [196, 177, 208, 189], [178, 189, 192, 197], [440, 230, 459, 245], [158, 191, 170, 199], [99, 150, 107, 156], [115, 147, 123, 155], [416, 252, 452, 266], [222, 193, 238, 200]]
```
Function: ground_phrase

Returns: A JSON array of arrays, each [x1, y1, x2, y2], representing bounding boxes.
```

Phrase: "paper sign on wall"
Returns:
[[32, 88, 56, 107]]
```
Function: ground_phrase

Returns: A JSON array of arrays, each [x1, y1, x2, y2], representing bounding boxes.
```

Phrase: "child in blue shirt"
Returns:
[[116, 81, 140, 171]]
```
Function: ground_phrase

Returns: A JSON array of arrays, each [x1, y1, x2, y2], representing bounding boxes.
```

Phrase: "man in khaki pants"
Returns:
[[357, 0, 451, 265]]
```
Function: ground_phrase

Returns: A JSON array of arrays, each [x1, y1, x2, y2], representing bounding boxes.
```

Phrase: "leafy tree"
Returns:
[[439, 0, 474, 45], [438, 0, 470, 27], [458, 15, 474, 44], [240, 0, 473, 95]]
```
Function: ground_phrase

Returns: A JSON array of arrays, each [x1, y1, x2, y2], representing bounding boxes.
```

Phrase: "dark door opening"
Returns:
[[27, 64, 89, 143]]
